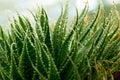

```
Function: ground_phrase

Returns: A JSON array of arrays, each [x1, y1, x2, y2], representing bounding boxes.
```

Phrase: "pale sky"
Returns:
[[0, 0, 120, 28]]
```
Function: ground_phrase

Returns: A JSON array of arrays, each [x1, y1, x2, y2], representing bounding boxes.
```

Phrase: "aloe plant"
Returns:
[[0, 2, 120, 80]]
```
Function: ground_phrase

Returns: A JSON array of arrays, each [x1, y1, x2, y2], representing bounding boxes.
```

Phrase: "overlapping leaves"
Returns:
[[0, 2, 120, 80]]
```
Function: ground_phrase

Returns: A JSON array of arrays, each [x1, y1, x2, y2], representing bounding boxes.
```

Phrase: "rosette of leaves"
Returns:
[[0, 2, 120, 80]]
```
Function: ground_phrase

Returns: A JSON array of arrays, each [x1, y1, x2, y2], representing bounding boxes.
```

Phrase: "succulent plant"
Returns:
[[0, 2, 120, 80]]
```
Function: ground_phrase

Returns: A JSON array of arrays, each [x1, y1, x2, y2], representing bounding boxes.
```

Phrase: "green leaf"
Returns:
[[52, 1, 68, 67], [10, 43, 23, 80], [18, 34, 34, 80]]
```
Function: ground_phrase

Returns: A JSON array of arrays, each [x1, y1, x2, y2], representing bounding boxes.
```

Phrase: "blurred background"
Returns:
[[0, 0, 120, 28]]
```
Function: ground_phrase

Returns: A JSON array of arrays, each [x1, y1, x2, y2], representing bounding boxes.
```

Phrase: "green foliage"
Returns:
[[0, 2, 120, 80]]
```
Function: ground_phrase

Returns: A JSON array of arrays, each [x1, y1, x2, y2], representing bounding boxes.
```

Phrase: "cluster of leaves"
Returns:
[[0, 2, 120, 80]]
